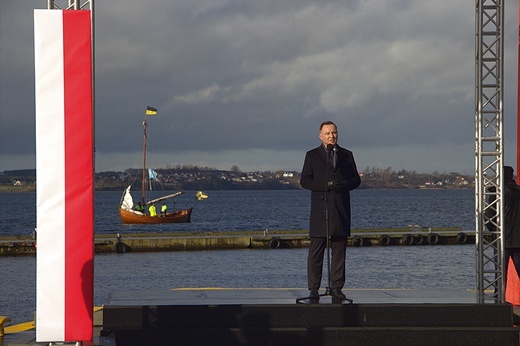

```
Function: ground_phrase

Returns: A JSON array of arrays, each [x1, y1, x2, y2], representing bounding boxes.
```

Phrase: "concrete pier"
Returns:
[[0, 227, 479, 256]]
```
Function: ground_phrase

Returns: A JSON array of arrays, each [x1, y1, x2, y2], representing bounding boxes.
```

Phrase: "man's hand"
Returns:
[[328, 180, 343, 191]]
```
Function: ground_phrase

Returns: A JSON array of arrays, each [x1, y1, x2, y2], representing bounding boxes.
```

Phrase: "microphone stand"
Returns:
[[297, 146, 352, 304]]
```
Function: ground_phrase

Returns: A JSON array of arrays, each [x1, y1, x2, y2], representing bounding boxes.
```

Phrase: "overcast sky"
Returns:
[[1, 0, 518, 174]]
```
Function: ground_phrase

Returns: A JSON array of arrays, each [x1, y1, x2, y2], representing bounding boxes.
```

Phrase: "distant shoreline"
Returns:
[[1, 168, 476, 190], [0, 186, 472, 193], [0, 186, 34, 192]]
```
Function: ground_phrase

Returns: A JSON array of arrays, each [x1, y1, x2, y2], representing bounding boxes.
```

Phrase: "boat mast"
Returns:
[[142, 117, 147, 205]]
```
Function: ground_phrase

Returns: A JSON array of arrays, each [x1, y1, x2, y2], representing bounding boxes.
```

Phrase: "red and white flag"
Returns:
[[34, 9, 94, 342]]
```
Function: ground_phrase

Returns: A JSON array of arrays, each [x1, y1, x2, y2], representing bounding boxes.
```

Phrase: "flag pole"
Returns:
[[142, 113, 147, 206]]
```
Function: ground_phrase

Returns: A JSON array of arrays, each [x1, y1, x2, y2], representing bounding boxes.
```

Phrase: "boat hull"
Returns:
[[119, 207, 192, 224]]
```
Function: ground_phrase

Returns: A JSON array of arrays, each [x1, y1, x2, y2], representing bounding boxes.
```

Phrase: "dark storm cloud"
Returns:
[[1, 0, 517, 173]]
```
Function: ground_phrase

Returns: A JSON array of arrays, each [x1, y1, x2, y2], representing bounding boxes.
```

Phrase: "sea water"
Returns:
[[0, 189, 476, 323], [0, 188, 474, 236]]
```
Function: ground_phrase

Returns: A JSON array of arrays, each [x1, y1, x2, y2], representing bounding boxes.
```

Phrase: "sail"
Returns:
[[146, 191, 184, 205], [121, 186, 134, 210]]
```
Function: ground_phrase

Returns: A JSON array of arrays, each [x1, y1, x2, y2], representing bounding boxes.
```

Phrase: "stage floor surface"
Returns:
[[105, 287, 481, 305], [5, 288, 519, 345]]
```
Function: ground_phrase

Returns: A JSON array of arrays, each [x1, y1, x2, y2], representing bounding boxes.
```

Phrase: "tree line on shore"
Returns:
[[0, 166, 474, 191]]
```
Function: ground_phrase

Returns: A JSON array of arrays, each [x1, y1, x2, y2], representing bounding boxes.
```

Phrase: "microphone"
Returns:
[[326, 144, 334, 190], [326, 144, 334, 167]]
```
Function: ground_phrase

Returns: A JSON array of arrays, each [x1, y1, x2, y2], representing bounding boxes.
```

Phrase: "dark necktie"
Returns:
[[328, 150, 334, 167]]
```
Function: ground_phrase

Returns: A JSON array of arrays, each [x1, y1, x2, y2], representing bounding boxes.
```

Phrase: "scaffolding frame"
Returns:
[[47, 0, 91, 10], [475, 0, 505, 303]]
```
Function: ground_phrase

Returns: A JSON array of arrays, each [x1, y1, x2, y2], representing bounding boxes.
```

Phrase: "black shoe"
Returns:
[[309, 288, 320, 300], [331, 288, 346, 302], [331, 288, 352, 304]]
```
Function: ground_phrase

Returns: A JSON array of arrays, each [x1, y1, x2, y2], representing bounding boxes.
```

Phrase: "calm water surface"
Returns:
[[0, 189, 476, 324], [0, 188, 474, 236]]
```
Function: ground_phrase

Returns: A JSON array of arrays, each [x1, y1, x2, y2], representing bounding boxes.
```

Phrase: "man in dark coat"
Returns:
[[300, 121, 361, 302]]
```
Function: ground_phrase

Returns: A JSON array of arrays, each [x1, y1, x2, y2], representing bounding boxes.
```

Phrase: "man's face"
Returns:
[[319, 124, 338, 147]]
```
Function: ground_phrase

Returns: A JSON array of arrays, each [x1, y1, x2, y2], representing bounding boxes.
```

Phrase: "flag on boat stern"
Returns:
[[34, 9, 94, 343], [146, 106, 158, 115]]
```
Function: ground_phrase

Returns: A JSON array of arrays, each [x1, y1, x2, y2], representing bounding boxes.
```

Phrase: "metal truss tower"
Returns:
[[475, 0, 505, 303], [47, 0, 92, 10]]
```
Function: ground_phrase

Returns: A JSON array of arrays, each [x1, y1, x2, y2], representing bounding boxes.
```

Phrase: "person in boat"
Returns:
[[149, 203, 157, 217], [161, 203, 168, 216], [300, 120, 361, 303], [135, 202, 145, 213]]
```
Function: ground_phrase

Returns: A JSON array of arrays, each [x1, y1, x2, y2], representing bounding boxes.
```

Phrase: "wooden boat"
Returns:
[[118, 108, 193, 224], [119, 187, 192, 224]]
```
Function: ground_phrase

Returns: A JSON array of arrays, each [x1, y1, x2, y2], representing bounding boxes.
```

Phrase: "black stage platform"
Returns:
[[100, 288, 520, 346]]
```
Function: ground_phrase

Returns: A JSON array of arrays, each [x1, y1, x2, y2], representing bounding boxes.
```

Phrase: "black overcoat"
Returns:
[[504, 179, 520, 248], [300, 145, 361, 237]]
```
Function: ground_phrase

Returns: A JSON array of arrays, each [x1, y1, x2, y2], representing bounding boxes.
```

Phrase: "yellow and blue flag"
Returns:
[[146, 106, 157, 116]]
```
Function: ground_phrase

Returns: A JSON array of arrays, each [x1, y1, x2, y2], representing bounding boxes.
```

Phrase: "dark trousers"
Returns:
[[505, 247, 520, 286], [307, 236, 347, 290]]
